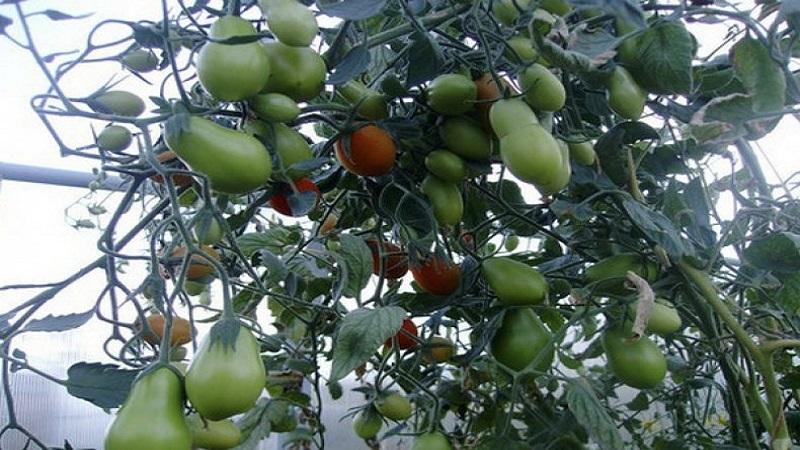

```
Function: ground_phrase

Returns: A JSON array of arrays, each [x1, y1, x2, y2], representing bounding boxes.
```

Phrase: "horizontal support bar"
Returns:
[[0, 161, 129, 192]]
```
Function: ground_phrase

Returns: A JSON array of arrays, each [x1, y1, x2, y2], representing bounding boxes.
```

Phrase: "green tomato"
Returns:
[[614, 19, 640, 67], [187, 414, 242, 450], [427, 74, 477, 115], [425, 149, 467, 182], [421, 175, 463, 227], [411, 431, 453, 450], [439, 116, 491, 160], [166, 116, 272, 194], [490, 308, 554, 372], [489, 98, 538, 138], [519, 63, 566, 112], [374, 393, 413, 421], [541, 0, 572, 15], [97, 125, 133, 152], [605, 66, 646, 120], [91, 91, 146, 117], [537, 139, 571, 195], [504, 235, 520, 252], [636, 299, 682, 336], [121, 49, 159, 72], [482, 257, 548, 306], [185, 321, 267, 420], [338, 80, 389, 120], [506, 35, 539, 63], [184, 280, 208, 296], [602, 327, 667, 389], [584, 253, 658, 295], [194, 214, 224, 245], [197, 16, 271, 101], [352, 406, 383, 439], [568, 140, 596, 166], [498, 123, 562, 189], [249, 93, 300, 123], [242, 120, 312, 179], [263, 41, 326, 101], [105, 366, 192, 450], [492, 0, 533, 26], [259, 0, 318, 47]]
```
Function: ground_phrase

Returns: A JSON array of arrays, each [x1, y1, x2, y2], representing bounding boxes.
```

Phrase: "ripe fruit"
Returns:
[[150, 150, 195, 187], [96, 125, 132, 152], [139, 314, 192, 347], [602, 327, 667, 389], [263, 41, 326, 101], [197, 16, 270, 101], [104, 366, 192, 450], [259, 0, 319, 47], [425, 150, 467, 182], [335, 125, 396, 176], [169, 245, 221, 280], [90, 91, 146, 117], [568, 140, 596, 165], [374, 393, 413, 421], [249, 93, 301, 123], [481, 257, 548, 306], [474, 73, 504, 131], [353, 406, 383, 439], [384, 318, 418, 350], [490, 308, 554, 372], [185, 321, 267, 420], [427, 74, 477, 115], [121, 49, 159, 72], [186, 414, 242, 450], [605, 66, 646, 120], [439, 116, 492, 161], [410, 255, 461, 296], [338, 80, 389, 120], [424, 336, 455, 363], [366, 240, 408, 279], [165, 115, 272, 194], [269, 178, 321, 216], [421, 175, 464, 227], [519, 64, 566, 112], [411, 431, 453, 450]]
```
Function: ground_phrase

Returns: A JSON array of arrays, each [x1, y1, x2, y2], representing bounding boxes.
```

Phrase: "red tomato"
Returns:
[[366, 240, 408, 279], [411, 255, 461, 295], [384, 318, 418, 350], [269, 178, 320, 216]]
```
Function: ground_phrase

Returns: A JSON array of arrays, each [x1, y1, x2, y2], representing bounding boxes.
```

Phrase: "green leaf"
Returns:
[[37, 9, 92, 21], [620, 198, 691, 257], [234, 398, 272, 449], [65, 362, 139, 409], [22, 310, 93, 333], [566, 378, 625, 450], [406, 31, 444, 86], [629, 21, 695, 95], [328, 45, 371, 85], [568, 25, 618, 65], [731, 37, 786, 113], [317, 0, 388, 20], [776, 273, 800, 313], [332, 234, 372, 298], [743, 232, 800, 272], [594, 121, 659, 185], [237, 228, 297, 257], [330, 306, 406, 381], [570, 0, 645, 28]]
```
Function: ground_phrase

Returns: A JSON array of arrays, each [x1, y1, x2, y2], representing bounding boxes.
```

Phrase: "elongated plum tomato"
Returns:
[[338, 80, 389, 120], [185, 321, 267, 420], [411, 255, 461, 295], [490, 308, 554, 372], [121, 49, 159, 72], [439, 116, 491, 161], [105, 366, 192, 450], [481, 257, 548, 306], [259, 0, 318, 47], [537, 139, 571, 195], [474, 73, 503, 131], [168, 245, 220, 280], [335, 125, 396, 176], [425, 149, 467, 182], [269, 178, 320, 216], [489, 98, 538, 139], [499, 123, 563, 189], [506, 35, 539, 63], [492, 0, 533, 26], [633, 299, 682, 336], [138, 314, 192, 347], [411, 431, 453, 450], [366, 240, 408, 279], [197, 16, 270, 101], [249, 93, 300, 123], [195, 215, 224, 245], [352, 406, 383, 439], [421, 175, 464, 227], [384, 318, 418, 350], [568, 140, 596, 166], [584, 253, 658, 295], [427, 73, 477, 115], [263, 41, 326, 101], [96, 125, 132, 152], [605, 66, 646, 120], [90, 90, 146, 117], [165, 115, 272, 194], [374, 393, 413, 421], [186, 414, 242, 450], [519, 63, 566, 112], [242, 120, 313, 179], [602, 327, 667, 389]]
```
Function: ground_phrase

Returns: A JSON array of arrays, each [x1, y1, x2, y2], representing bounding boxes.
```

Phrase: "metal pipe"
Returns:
[[0, 161, 129, 191]]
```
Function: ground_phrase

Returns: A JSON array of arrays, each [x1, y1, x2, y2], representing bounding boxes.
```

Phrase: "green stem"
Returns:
[[366, 5, 469, 49], [735, 139, 771, 199]]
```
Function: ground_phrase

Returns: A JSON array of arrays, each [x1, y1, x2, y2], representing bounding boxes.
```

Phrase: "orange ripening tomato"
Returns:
[[138, 314, 192, 347], [150, 150, 195, 187], [366, 240, 408, 279], [168, 245, 220, 280], [474, 74, 502, 132], [411, 255, 461, 295], [269, 177, 321, 216], [384, 318, 418, 350], [335, 125, 396, 176]]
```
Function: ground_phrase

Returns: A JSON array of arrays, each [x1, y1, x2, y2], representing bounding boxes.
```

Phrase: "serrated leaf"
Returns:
[[566, 378, 625, 450], [620, 198, 690, 257], [22, 309, 93, 333], [317, 0, 388, 20], [237, 228, 296, 256], [744, 232, 800, 272], [234, 398, 272, 449], [406, 31, 443, 86], [330, 306, 405, 381], [568, 25, 619, 65], [628, 21, 694, 94], [333, 234, 372, 298], [328, 45, 370, 85], [594, 121, 659, 185], [731, 37, 786, 113], [65, 362, 139, 408]]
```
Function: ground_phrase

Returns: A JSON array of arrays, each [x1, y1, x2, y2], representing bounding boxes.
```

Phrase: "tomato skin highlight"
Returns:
[[366, 240, 408, 279], [602, 327, 667, 389], [269, 178, 320, 216], [185, 323, 267, 420], [165, 116, 273, 194], [197, 16, 270, 101], [439, 116, 492, 161], [490, 308, 554, 372], [104, 367, 192, 450], [263, 42, 326, 101], [384, 318, 418, 350], [411, 431, 453, 450], [482, 257, 548, 306], [374, 393, 413, 420], [259, 0, 319, 47], [335, 125, 397, 176], [427, 74, 477, 115], [410, 255, 461, 296], [421, 175, 464, 227]]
